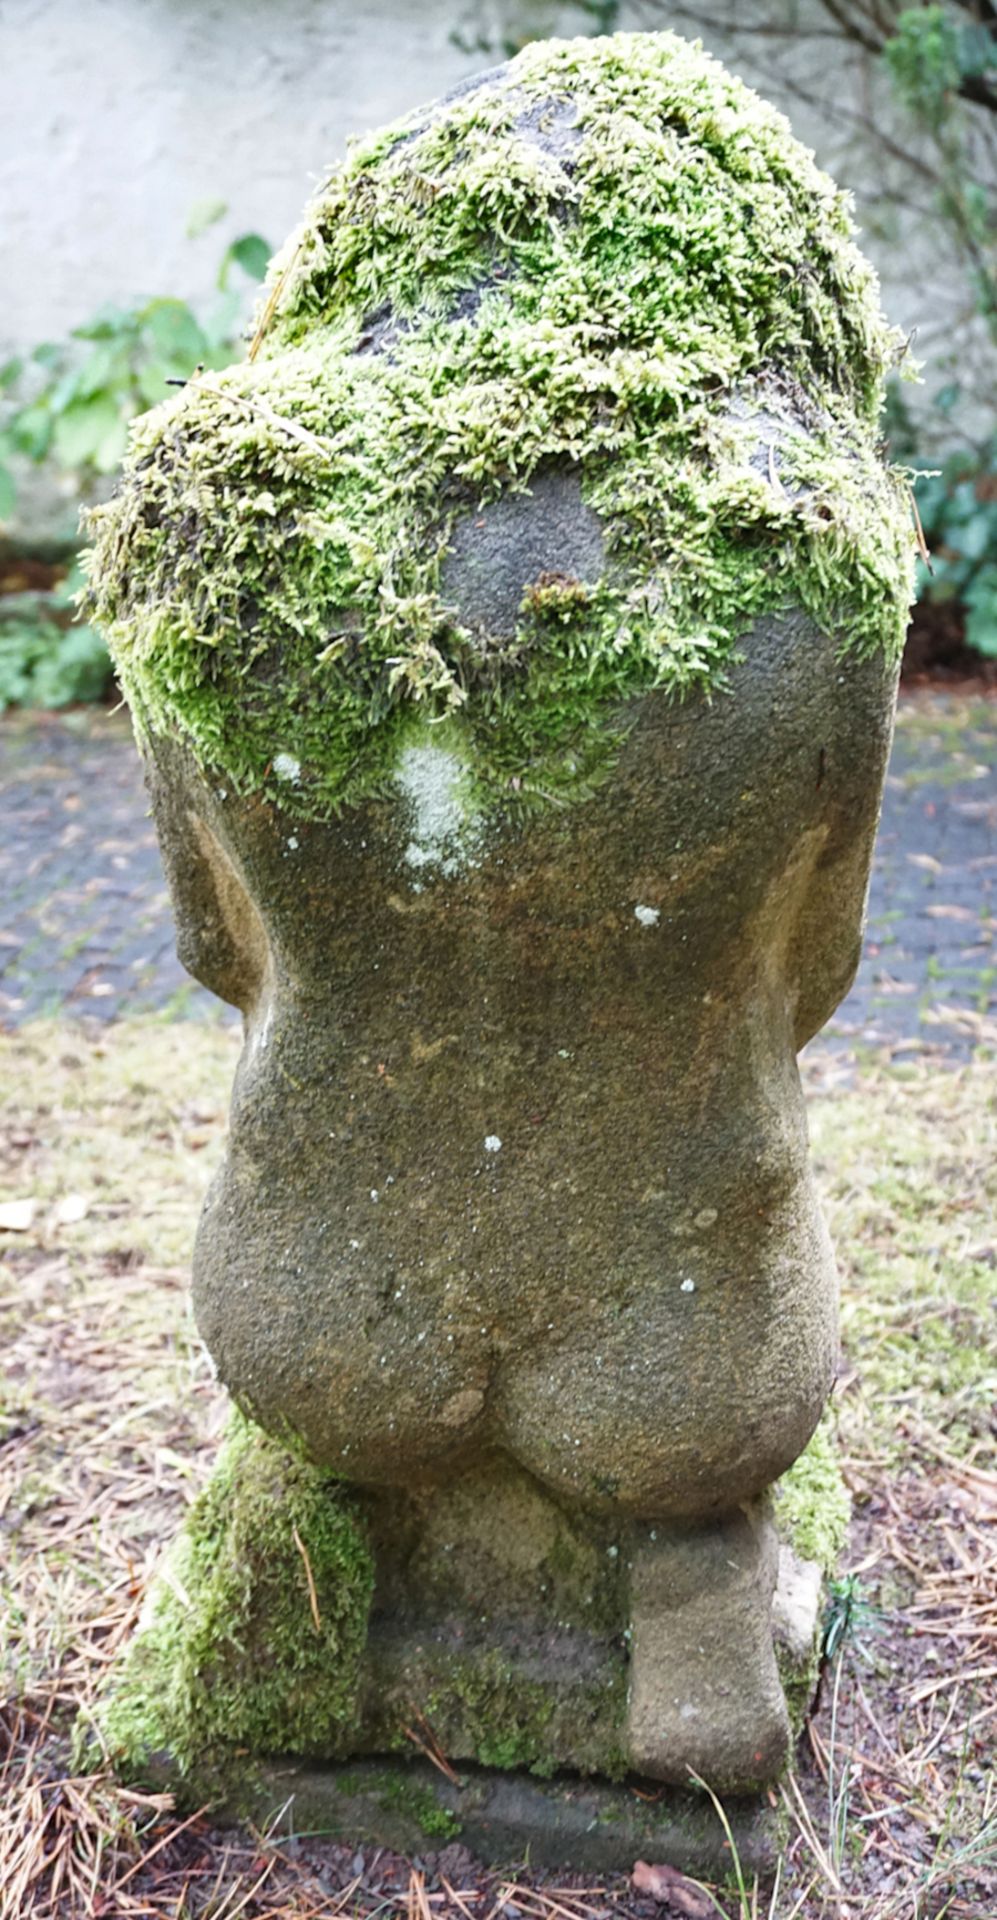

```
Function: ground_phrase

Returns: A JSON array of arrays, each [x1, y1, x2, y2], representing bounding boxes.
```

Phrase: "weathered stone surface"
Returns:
[[85, 1422, 843, 1815], [249, 1758, 778, 1875], [628, 1508, 788, 1788], [772, 1547, 825, 1673], [156, 610, 894, 1518], [441, 465, 606, 639], [85, 29, 909, 1819], [128, 602, 893, 1792]]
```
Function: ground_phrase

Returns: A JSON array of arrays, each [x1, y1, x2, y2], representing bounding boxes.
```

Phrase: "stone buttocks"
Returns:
[[83, 31, 913, 1850]]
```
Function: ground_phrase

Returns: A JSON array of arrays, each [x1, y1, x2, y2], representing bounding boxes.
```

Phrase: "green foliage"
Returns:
[[886, 380, 997, 657], [822, 1573, 881, 1665], [881, 6, 996, 340], [85, 33, 915, 823], [883, 7, 962, 130], [875, 9, 997, 657], [0, 565, 111, 709], [917, 442, 997, 657], [884, 4, 997, 126], [0, 232, 271, 514], [220, 232, 271, 286], [0, 226, 270, 710]]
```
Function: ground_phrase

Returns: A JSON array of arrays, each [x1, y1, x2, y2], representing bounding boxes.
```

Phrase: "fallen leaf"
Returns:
[[0, 1199, 37, 1232], [632, 1860, 714, 1916]]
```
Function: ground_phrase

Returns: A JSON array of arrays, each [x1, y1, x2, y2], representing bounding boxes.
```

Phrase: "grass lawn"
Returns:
[[0, 1021, 994, 1918]]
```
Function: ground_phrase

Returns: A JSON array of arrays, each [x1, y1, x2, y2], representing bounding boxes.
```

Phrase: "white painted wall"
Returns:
[[1, 0, 593, 350]]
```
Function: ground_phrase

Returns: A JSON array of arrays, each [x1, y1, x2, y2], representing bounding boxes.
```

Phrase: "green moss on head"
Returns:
[[774, 1417, 851, 1573], [85, 31, 915, 821], [83, 1414, 373, 1791]]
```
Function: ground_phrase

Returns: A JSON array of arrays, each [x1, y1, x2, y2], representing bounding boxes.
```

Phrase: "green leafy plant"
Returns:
[[821, 1571, 882, 1666], [0, 565, 110, 710], [882, 6, 997, 341], [887, 380, 997, 657], [880, 8, 996, 657], [917, 444, 997, 659], [0, 229, 271, 518], [0, 224, 271, 708]]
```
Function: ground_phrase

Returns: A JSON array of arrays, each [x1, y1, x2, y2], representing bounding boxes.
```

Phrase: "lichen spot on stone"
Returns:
[[395, 736, 484, 883]]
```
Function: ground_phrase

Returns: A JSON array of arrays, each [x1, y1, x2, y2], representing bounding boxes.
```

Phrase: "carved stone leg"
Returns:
[[627, 1503, 791, 1791]]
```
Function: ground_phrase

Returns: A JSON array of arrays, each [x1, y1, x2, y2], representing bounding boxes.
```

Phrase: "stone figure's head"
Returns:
[[86, 34, 913, 1513], [88, 31, 912, 827]]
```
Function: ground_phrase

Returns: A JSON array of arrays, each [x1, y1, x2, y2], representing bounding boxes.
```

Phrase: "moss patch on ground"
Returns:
[[85, 32, 915, 821], [360, 1770, 463, 1842]]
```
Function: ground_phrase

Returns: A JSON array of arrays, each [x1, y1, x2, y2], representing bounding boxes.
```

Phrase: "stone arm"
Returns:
[[144, 746, 270, 1014], [784, 660, 897, 1050]]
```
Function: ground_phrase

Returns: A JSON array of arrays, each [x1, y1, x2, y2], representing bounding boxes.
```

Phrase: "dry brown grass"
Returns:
[[1, 1021, 995, 1918]]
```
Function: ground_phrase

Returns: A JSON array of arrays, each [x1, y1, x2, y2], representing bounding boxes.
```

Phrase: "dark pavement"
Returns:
[[1, 694, 995, 1055]]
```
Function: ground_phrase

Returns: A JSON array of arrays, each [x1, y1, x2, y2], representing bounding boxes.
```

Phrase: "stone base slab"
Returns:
[[249, 1757, 777, 1876]]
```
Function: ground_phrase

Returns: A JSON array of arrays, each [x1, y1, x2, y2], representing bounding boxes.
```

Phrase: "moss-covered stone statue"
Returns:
[[82, 30, 913, 1864]]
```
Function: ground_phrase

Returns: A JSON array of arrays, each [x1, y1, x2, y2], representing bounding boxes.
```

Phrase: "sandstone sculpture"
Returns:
[[84, 30, 914, 1854]]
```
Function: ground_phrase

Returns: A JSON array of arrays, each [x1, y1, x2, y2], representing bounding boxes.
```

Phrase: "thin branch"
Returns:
[[817, 0, 887, 60], [765, 73, 943, 186], [640, 10, 869, 39]]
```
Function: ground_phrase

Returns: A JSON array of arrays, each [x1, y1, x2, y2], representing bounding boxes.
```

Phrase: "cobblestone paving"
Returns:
[[1, 695, 995, 1055], [824, 693, 996, 1061], [0, 711, 219, 1027]]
